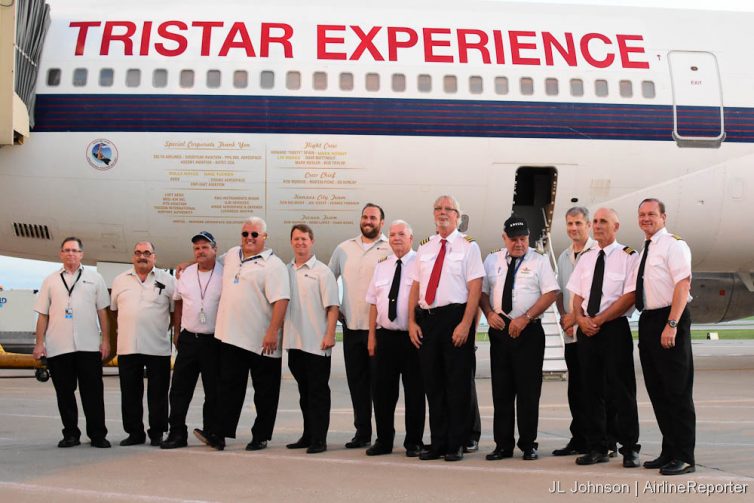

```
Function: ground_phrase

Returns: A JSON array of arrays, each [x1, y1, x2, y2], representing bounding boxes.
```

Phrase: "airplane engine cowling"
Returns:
[[688, 273, 754, 324]]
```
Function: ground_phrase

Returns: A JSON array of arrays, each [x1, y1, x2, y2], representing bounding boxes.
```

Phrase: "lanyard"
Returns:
[[197, 266, 215, 302], [238, 249, 262, 265], [507, 254, 524, 278], [60, 269, 83, 298]]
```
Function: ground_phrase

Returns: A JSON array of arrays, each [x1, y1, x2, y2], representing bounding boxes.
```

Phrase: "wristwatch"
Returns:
[[667, 319, 678, 328]]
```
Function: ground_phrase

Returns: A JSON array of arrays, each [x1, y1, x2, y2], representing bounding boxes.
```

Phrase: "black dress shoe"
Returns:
[[366, 442, 393, 456], [57, 436, 81, 448], [91, 438, 111, 448], [522, 447, 538, 460], [485, 448, 513, 461], [246, 439, 268, 451], [623, 450, 641, 468], [643, 455, 672, 469], [552, 441, 584, 456], [660, 459, 695, 476], [444, 447, 464, 462], [419, 446, 444, 460], [119, 434, 146, 446], [345, 437, 371, 449], [149, 436, 163, 447], [306, 442, 327, 454], [576, 451, 609, 465], [286, 437, 311, 449], [405, 444, 422, 457], [463, 440, 479, 453], [160, 434, 188, 449], [193, 429, 224, 450]]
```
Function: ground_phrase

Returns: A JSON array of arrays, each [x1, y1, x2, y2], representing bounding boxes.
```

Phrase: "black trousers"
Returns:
[[373, 329, 425, 448], [639, 307, 695, 464], [564, 343, 587, 449], [578, 316, 640, 454], [217, 342, 282, 441], [118, 353, 171, 440], [167, 331, 220, 437], [416, 304, 475, 453], [342, 327, 376, 440], [47, 351, 107, 441], [468, 349, 481, 444], [288, 349, 331, 444], [489, 322, 545, 451]]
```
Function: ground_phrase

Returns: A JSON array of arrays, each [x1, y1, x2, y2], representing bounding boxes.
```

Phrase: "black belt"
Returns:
[[500, 313, 541, 325], [416, 303, 465, 316], [182, 329, 214, 337], [641, 306, 672, 314]]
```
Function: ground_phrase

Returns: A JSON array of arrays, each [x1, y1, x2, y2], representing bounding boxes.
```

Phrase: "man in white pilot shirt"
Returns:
[[283, 224, 339, 454], [110, 241, 175, 447], [567, 208, 641, 468], [480, 215, 558, 462], [365, 220, 425, 457], [194, 216, 290, 451]]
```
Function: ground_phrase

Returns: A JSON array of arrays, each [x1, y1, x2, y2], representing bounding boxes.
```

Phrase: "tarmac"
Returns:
[[1, 340, 752, 502]]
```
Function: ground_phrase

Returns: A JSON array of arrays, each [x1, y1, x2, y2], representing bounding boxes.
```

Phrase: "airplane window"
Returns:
[[595, 79, 609, 97], [494, 76, 509, 95], [234, 70, 248, 89], [418, 74, 431, 93], [180, 69, 194, 88], [619, 80, 633, 98], [642, 80, 656, 99], [126, 69, 141, 88], [392, 74, 406, 92], [286, 71, 301, 90], [570, 79, 584, 97], [99, 68, 114, 87], [260, 70, 275, 89], [469, 76, 483, 94], [153, 69, 168, 88], [47, 68, 61, 86], [366, 73, 380, 92], [545, 78, 559, 96], [207, 70, 221, 88], [313, 71, 327, 90], [73, 68, 87, 87], [340, 72, 354, 91], [520, 77, 534, 95], [443, 75, 457, 94]]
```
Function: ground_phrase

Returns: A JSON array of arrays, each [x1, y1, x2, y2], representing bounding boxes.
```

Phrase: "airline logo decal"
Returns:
[[86, 139, 118, 170]]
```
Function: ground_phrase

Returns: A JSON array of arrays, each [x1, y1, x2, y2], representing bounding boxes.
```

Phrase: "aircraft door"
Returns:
[[667, 51, 725, 148], [511, 167, 557, 251]]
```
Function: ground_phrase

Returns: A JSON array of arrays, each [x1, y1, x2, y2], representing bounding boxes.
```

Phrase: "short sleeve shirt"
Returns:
[[283, 256, 339, 356], [34, 267, 110, 358], [111, 268, 175, 356], [173, 262, 223, 334], [366, 250, 416, 331], [215, 247, 290, 357]]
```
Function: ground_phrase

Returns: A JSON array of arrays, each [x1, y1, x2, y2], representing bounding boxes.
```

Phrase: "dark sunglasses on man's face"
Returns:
[[242, 231, 260, 238]]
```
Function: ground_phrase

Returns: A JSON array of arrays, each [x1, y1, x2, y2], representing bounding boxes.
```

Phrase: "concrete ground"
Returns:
[[0, 340, 752, 502]]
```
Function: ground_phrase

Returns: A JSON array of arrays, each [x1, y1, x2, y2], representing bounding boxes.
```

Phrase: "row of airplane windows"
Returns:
[[46, 67, 658, 99]]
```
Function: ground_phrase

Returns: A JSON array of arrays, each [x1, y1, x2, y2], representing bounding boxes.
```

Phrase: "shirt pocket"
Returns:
[[446, 252, 464, 275]]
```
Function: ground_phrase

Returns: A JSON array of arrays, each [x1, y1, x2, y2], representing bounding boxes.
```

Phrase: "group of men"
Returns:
[[31, 195, 696, 476]]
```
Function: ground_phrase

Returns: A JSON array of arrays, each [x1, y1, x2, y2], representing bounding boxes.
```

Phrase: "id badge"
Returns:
[[65, 307, 74, 319], [234, 273, 240, 284], [199, 308, 207, 325]]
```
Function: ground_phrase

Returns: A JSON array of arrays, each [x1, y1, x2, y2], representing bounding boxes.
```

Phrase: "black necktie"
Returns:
[[635, 240, 651, 311], [586, 250, 605, 317], [388, 258, 402, 321], [501, 256, 517, 314]]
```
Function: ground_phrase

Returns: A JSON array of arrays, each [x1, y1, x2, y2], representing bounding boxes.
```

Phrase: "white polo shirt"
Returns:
[[366, 251, 416, 331], [408, 229, 485, 309], [567, 241, 639, 318], [283, 255, 339, 356], [215, 246, 290, 357], [111, 268, 175, 356], [483, 248, 559, 319], [34, 267, 110, 358], [328, 234, 390, 330], [628, 227, 693, 310], [556, 237, 598, 342], [174, 262, 223, 334]]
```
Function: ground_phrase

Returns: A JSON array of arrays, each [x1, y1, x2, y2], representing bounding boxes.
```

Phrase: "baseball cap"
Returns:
[[504, 215, 529, 237], [191, 231, 216, 246]]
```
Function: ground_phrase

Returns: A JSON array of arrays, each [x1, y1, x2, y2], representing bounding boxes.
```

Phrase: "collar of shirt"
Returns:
[[503, 247, 533, 264], [126, 267, 156, 281], [350, 233, 388, 249], [387, 249, 416, 266], [242, 248, 274, 261], [649, 226, 669, 244], [432, 228, 460, 245], [58, 265, 84, 275], [291, 254, 318, 270], [570, 237, 598, 262], [598, 240, 623, 258]]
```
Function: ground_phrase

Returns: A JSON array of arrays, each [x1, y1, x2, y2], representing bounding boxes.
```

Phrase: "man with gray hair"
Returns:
[[111, 241, 175, 446], [195, 216, 290, 451], [365, 220, 425, 456]]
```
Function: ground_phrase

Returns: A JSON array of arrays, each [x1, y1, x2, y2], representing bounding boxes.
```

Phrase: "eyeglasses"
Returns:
[[433, 206, 458, 213], [134, 250, 154, 257], [242, 231, 261, 238], [61, 248, 82, 253]]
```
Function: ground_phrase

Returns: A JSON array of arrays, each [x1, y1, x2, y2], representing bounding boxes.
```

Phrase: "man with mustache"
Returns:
[[110, 241, 175, 446], [329, 203, 390, 448]]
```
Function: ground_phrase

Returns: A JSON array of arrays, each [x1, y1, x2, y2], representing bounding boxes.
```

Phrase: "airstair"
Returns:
[[536, 220, 567, 379]]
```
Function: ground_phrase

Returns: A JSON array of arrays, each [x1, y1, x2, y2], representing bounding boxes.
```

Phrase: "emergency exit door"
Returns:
[[667, 50, 725, 148]]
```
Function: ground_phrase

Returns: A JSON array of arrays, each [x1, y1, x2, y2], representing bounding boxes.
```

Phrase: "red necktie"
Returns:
[[425, 239, 447, 306]]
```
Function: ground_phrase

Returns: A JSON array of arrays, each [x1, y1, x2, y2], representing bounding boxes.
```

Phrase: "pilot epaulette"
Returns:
[[377, 256, 389, 263], [623, 246, 636, 255], [419, 236, 432, 246], [671, 234, 684, 241], [464, 235, 476, 243]]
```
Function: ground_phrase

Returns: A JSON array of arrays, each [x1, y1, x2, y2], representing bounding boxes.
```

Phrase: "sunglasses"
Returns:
[[242, 231, 261, 238]]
